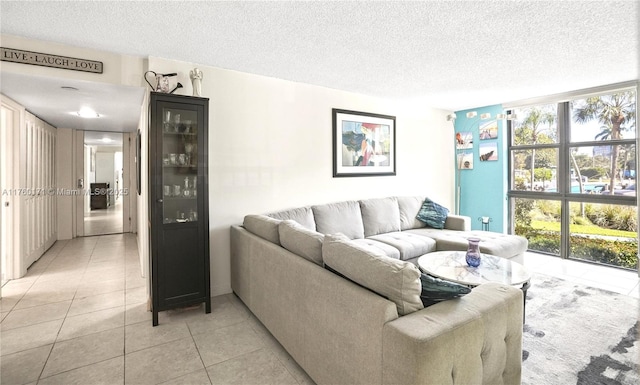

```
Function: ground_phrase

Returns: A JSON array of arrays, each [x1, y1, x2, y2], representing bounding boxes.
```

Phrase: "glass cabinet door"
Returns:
[[160, 107, 199, 224]]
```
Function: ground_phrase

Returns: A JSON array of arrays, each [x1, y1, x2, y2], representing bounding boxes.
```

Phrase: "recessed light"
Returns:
[[101, 137, 112, 143], [76, 107, 100, 118]]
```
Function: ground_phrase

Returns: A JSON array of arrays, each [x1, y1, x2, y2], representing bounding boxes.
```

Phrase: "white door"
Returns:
[[1, 95, 23, 280], [23, 112, 56, 268]]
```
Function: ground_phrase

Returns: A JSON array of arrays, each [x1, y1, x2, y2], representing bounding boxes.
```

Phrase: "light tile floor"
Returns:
[[1, 234, 314, 385], [84, 197, 123, 236], [522, 250, 640, 298], [1, 235, 638, 384]]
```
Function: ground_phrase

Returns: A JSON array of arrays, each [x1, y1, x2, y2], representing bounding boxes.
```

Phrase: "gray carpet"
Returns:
[[522, 274, 639, 385]]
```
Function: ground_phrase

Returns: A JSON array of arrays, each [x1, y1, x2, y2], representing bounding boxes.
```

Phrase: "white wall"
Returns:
[[136, 93, 150, 289], [0, 34, 144, 88], [94, 146, 122, 200], [149, 58, 454, 296], [84, 145, 93, 213], [57, 128, 74, 240]]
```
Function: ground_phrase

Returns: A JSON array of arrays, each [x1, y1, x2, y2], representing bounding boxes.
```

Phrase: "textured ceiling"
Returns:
[[1, 0, 638, 113], [1, 72, 145, 132]]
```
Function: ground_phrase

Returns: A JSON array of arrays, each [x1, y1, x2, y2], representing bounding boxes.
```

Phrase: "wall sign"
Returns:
[[1, 47, 103, 74]]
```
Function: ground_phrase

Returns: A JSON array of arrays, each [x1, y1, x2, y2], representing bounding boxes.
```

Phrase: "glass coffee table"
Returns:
[[417, 251, 531, 321]]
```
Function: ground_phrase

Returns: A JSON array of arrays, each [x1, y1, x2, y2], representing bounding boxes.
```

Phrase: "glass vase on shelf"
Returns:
[[465, 237, 482, 267]]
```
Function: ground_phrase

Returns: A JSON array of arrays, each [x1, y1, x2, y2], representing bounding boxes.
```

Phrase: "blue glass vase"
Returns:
[[465, 237, 482, 267]]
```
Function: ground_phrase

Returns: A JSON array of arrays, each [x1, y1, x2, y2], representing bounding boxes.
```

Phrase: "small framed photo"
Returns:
[[479, 142, 498, 161], [332, 109, 396, 177], [479, 120, 498, 140], [457, 152, 474, 169], [456, 131, 473, 149]]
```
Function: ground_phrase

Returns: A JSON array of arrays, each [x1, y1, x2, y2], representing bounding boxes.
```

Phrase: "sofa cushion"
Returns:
[[243, 215, 281, 245], [419, 273, 471, 307], [368, 232, 436, 260], [322, 234, 424, 316], [352, 238, 401, 260], [312, 201, 365, 239], [268, 207, 316, 231], [359, 197, 401, 237], [416, 198, 449, 229], [279, 220, 324, 266], [396, 196, 427, 230], [405, 228, 528, 260]]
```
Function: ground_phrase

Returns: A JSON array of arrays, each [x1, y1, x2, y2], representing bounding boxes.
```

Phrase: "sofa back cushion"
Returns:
[[279, 220, 324, 266], [359, 197, 401, 237], [397, 196, 427, 230], [312, 201, 365, 239], [243, 215, 282, 245], [268, 207, 316, 231], [322, 234, 424, 316]]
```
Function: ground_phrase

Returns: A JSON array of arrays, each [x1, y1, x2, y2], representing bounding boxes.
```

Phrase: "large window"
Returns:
[[508, 87, 638, 270]]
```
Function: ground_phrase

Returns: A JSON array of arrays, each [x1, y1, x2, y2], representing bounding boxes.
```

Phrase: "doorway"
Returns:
[[83, 131, 124, 236]]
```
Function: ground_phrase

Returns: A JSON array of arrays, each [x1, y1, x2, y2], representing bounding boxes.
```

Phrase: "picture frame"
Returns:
[[479, 142, 498, 161], [332, 108, 396, 177], [457, 152, 474, 169], [456, 131, 473, 149], [479, 120, 498, 140]]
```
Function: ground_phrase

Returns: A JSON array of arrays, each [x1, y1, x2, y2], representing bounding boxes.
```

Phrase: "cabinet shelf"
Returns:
[[163, 131, 197, 136], [163, 196, 198, 200]]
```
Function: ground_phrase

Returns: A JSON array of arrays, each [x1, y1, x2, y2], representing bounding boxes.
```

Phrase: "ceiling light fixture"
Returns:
[[76, 107, 100, 118], [101, 137, 112, 143]]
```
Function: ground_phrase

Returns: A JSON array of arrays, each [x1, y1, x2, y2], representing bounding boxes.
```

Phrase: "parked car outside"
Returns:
[[614, 184, 636, 196]]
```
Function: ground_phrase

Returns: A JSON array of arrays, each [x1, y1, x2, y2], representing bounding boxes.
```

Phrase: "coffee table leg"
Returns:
[[520, 280, 530, 324]]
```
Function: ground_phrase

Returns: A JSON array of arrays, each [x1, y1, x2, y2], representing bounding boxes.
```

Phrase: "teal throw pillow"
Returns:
[[416, 198, 449, 229], [420, 273, 471, 307]]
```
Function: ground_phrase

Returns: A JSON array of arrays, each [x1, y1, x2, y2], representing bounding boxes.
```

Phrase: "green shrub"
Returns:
[[570, 236, 637, 269], [516, 227, 638, 270], [514, 199, 534, 227], [535, 200, 561, 220], [585, 204, 638, 232]]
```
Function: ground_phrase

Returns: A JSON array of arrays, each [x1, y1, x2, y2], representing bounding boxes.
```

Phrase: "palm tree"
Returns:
[[515, 108, 556, 189], [573, 92, 636, 193], [595, 122, 612, 141]]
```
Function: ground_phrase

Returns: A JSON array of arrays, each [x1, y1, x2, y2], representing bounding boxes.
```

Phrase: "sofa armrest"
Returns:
[[382, 283, 523, 385], [444, 214, 471, 231]]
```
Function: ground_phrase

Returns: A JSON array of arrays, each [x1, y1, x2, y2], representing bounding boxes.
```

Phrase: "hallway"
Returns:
[[84, 195, 123, 236]]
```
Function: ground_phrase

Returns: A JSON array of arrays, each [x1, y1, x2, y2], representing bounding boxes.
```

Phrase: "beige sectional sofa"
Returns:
[[230, 196, 527, 385]]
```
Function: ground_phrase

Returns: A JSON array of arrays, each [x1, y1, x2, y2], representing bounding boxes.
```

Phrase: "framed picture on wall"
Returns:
[[457, 152, 474, 169], [332, 109, 396, 177], [479, 142, 498, 161], [455, 131, 473, 149], [479, 120, 498, 140]]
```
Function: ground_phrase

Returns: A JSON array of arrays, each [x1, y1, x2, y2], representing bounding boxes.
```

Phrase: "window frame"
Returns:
[[506, 83, 638, 273]]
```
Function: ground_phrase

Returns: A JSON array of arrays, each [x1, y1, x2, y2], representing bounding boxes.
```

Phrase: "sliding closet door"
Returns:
[[22, 112, 56, 268]]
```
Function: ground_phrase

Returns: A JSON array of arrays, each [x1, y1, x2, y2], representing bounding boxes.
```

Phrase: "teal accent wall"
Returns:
[[454, 105, 507, 232]]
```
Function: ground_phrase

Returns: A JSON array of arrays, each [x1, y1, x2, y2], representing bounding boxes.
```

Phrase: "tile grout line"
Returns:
[[35, 343, 55, 384], [38, 238, 99, 382], [41, 237, 126, 383], [186, 307, 215, 385]]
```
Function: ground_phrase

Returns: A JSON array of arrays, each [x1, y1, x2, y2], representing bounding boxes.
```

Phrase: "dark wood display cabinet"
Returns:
[[149, 92, 210, 326]]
